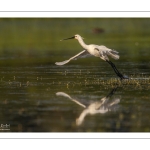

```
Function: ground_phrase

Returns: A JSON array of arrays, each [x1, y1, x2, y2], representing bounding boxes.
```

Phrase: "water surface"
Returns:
[[0, 18, 150, 132], [0, 57, 150, 132]]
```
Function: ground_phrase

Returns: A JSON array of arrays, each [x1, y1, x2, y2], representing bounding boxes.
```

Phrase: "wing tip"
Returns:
[[55, 62, 64, 65], [55, 62, 59, 65], [55, 60, 70, 65]]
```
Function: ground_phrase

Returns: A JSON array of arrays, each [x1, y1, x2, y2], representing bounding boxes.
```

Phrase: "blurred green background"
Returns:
[[0, 18, 150, 65]]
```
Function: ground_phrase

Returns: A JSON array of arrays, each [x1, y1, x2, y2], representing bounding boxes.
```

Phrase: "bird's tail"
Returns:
[[107, 50, 120, 60]]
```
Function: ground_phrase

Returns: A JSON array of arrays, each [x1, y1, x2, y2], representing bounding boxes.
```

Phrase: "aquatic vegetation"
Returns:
[[0, 18, 150, 132]]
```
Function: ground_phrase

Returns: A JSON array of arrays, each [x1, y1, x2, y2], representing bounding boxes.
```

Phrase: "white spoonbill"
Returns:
[[56, 87, 120, 126], [55, 34, 128, 80]]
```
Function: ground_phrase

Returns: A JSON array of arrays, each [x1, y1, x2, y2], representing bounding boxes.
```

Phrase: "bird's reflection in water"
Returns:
[[56, 87, 120, 126]]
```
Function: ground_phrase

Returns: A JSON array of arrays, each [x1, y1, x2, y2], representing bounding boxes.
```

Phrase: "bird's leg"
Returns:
[[106, 86, 118, 98], [106, 60, 129, 80]]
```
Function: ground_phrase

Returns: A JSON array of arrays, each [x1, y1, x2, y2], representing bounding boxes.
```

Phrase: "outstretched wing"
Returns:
[[56, 92, 86, 108], [55, 50, 92, 65]]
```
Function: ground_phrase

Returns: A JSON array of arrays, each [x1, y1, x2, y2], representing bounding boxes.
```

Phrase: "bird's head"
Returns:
[[60, 34, 84, 41], [74, 34, 84, 40]]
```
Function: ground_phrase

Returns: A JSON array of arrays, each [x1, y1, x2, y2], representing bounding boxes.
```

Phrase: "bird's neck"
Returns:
[[78, 38, 88, 49]]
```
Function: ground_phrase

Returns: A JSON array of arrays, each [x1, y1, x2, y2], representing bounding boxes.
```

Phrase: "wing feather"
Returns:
[[56, 92, 86, 108], [55, 50, 92, 65]]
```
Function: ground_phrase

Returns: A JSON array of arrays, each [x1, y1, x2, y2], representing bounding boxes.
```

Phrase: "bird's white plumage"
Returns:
[[56, 92, 86, 108], [56, 89, 120, 126], [55, 50, 92, 65], [56, 34, 120, 65]]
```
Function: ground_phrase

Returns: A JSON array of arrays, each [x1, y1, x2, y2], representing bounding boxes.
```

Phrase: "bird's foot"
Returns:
[[120, 75, 129, 80]]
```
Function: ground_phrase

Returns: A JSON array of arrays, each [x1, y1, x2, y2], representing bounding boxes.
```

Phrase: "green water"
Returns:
[[0, 18, 150, 132]]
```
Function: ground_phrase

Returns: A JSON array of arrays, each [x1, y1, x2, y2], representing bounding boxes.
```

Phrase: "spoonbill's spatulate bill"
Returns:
[[55, 34, 128, 80]]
